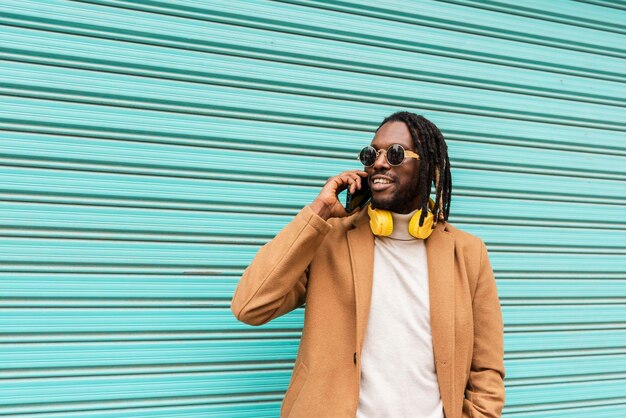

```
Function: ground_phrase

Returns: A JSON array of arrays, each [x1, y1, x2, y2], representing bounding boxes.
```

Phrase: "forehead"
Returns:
[[370, 121, 413, 149]]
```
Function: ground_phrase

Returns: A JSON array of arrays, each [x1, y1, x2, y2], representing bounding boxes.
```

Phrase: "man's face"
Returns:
[[365, 121, 421, 214]]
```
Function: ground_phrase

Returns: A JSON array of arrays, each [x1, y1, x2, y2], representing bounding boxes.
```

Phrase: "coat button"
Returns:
[[353, 352, 357, 365]]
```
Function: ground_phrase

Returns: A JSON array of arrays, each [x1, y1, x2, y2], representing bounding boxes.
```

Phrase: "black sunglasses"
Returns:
[[358, 144, 420, 167]]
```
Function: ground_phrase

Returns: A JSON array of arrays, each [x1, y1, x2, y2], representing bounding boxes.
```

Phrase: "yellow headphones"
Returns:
[[367, 197, 436, 240]]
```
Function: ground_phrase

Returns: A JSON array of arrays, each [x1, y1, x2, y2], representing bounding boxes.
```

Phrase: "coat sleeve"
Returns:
[[230, 205, 332, 326], [462, 240, 506, 418]]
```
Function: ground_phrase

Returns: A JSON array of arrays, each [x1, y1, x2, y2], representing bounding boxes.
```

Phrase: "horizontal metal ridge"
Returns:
[[1, 0, 625, 83], [2, 60, 625, 133], [0, 330, 304, 344], [268, 0, 626, 56], [577, 0, 626, 12], [1, 352, 625, 384], [1, 399, 625, 417], [2, 162, 625, 212], [1, 339, 299, 374], [2, 274, 626, 302], [0, 373, 623, 411], [503, 395, 626, 415], [3, 96, 625, 155], [2, 235, 626, 270], [0, 392, 285, 416], [440, 0, 626, 34], [0, 305, 625, 329], [3, 24, 625, 110], [0, 400, 282, 418], [2, 130, 626, 185], [2, 202, 625, 248], [0, 362, 296, 379], [1, 190, 625, 227], [1, 298, 626, 308]]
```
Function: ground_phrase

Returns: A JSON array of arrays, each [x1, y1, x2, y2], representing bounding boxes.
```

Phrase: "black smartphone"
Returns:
[[345, 179, 371, 213]]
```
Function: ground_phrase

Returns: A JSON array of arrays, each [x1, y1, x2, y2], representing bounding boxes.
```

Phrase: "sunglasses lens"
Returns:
[[359, 146, 377, 166], [387, 144, 405, 165]]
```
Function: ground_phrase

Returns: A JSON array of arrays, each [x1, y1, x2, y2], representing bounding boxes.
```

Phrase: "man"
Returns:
[[231, 111, 505, 418]]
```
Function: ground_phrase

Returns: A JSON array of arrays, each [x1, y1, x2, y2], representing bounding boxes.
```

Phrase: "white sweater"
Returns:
[[356, 208, 445, 418]]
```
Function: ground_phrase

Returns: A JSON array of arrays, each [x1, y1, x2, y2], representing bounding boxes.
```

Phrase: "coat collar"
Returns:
[[347, 206, 455, 414]]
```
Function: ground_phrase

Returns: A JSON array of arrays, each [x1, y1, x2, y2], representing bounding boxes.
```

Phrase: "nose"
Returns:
[[372, 149, 390, 171]]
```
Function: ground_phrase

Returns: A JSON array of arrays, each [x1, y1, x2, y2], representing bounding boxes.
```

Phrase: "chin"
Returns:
[[371, 195, 401, 212], [371, 192, 416, 214]]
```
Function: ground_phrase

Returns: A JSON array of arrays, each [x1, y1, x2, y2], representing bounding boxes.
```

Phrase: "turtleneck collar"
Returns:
[[386, 207, 422, 241]]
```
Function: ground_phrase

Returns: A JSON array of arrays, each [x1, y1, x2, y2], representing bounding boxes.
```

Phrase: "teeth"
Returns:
[[373, 178, 391, 184]]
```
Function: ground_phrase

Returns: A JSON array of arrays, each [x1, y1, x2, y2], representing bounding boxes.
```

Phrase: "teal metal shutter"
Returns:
[[1, 1, 625, 417]]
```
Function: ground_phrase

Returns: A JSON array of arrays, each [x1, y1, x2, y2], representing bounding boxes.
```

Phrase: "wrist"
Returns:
[[310, 199, 332, 221]]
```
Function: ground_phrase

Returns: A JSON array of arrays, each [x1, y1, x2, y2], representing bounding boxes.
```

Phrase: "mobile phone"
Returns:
[[345, 179, 371, 213]]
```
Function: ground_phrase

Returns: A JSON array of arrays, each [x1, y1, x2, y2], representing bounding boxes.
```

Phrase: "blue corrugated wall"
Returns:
[[1, 0, 625, 416]]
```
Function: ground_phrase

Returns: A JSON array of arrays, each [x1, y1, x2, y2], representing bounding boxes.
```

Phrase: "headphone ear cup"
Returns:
[[409, 198, 435, 239], [368, 204, 393, 236], [408, 208, 435, 240]]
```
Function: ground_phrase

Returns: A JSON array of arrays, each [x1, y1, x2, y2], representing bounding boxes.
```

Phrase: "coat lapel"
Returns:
[[347, 209, 375, 352], [347, 209, 456, 415], [425, 222, 455, 416]]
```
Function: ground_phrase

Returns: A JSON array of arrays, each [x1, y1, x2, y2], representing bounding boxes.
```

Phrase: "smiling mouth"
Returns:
[[371, 178, 394, 191], [372, 178, 392, 185]]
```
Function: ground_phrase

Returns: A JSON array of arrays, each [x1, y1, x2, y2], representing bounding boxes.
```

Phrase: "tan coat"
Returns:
[[231, 205, 505, 418]]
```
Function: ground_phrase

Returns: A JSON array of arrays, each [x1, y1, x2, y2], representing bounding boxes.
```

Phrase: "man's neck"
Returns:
[[387, 208, 422, 240]]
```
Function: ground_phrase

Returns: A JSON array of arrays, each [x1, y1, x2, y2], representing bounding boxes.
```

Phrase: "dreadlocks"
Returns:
[[375, 111, 452, 226]]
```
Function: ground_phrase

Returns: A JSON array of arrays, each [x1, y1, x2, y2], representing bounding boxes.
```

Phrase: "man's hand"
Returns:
[[310, 170, 368, 220]]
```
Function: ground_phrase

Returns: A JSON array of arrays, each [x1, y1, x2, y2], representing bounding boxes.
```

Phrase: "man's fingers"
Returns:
[[351, 174, 364, 190], [342, 176, 354, 194], [348, 175, 361, 194], [353, 174, 362, 190], [330, 176, 351, 196], [327, 170, 368, 198]]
